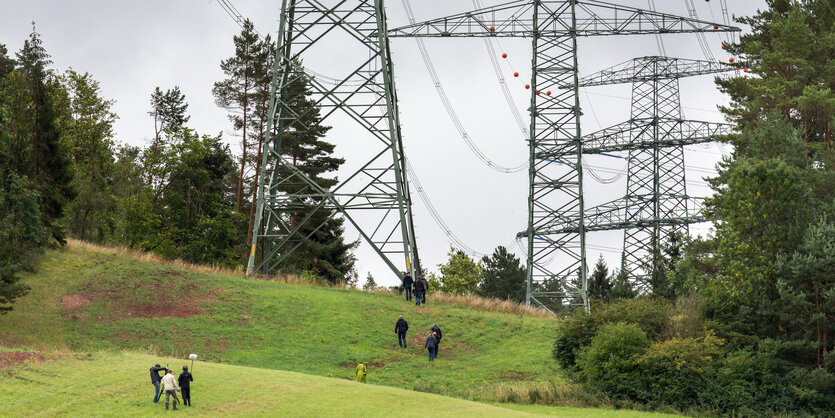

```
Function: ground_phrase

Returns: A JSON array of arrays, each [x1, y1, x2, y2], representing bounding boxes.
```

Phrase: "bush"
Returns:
[[576, 322, 649, 400], [553, 297, 672, 369], [635, 333, 723, 409]]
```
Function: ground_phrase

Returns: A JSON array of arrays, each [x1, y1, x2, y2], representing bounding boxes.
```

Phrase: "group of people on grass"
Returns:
[[356, 317, 443, 382], [401, 272, 429, 306], [150, 364, 193, 410]]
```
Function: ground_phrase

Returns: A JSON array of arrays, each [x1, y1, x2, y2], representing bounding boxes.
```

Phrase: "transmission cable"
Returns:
[[402, 0, 527, 174]]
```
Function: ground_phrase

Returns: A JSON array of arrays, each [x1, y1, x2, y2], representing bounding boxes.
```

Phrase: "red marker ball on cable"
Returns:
[[546, 91, 551, 95], [513, 72, 519, 77], [525, 84, 530, 89], [729, 57, 734, 63], [489, 26, 495, 31], [502, 53, 507, 58]]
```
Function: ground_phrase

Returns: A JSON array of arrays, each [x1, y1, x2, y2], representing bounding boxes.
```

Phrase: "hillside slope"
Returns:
[[1, 242, 561, 403], [0, 351, 670, 417]]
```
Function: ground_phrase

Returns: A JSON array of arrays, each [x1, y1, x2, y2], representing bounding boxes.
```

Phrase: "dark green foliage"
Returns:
[[608, 267, 636, 300], [362, 273, 377, 291], [436, 247, 482, 295], [576, 322, 649, 400], [586, 255, 611, 301], [273, 70, 356, 283], [0, 172, 48, 313], [0, 43, 15, 81], [478, 246, 525, 302]]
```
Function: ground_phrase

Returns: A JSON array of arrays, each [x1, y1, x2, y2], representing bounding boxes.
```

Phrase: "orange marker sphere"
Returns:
[[525, 84, 530, 89], [546, 90, 551, 95], [714, 25, 719, 29], [502, 53, 507, 58], [489, 26, 495, 31], [729, 57, 734, 63], [536, 91, 541, 95], [743, 68, 749, 72], [513, 72, 519, 77]]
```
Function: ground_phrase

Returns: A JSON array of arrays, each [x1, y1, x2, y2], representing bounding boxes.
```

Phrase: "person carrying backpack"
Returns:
[[414, 275, 427, 306], [395, 315, 409, 348], [431, 323, 443, 357]]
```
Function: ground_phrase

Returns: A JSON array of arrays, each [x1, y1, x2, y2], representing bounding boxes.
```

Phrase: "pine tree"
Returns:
[[362, 272, 377, 291], [610, 267, 637, 300], [12, 25, 74, 242], [274, 66, 356, 283], [0, 43, 15, 81], [479, 245, 526, 302], [213, 19, 271, 215], [588, 255, 612, 301], [147, 86, 189, 185]]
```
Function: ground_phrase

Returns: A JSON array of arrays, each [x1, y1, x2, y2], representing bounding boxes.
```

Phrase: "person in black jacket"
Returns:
[[150, 364, 168, 403], [414, 275, 427, 306], [431, 324, 443, 357], [178, 366, 194, 406], [402, 272, 414, 301], [395, 315, 409, 347]]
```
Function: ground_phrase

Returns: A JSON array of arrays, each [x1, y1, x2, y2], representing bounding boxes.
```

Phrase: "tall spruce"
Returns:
[[11, 25, 74, 242], [587, 255, 612, 301], [275, 68, 355, 283]]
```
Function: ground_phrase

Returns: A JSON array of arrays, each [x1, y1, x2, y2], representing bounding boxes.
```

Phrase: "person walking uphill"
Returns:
[[424, 331, 438, 361], [431, 323, 443, 357], [414, 274, 428, 306], [355, 362, 367, 383], [402, 272, 414, 301], [395, 315, 409, 348], [178, 366, 194, 407], [160, 369, 181, 410], [149, 364, 168, 403]]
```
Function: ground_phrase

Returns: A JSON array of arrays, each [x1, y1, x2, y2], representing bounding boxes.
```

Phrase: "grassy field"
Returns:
[[0, 242, 566, 404], [0, 350, 672, 417]]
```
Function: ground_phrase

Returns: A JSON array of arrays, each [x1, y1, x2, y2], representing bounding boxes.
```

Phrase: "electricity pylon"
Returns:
[[388, 1, 740, 312], [247, 0, 421, 279], [565, 56, 735, 291]]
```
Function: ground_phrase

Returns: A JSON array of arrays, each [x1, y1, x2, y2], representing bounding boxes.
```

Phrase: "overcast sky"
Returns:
[[2, 0, 766, 286]]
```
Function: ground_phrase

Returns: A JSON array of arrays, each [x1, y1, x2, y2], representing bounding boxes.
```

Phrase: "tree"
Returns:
[[362, 272, 377, 291], [479, 245, 526, 302], [0, 172, 48, 313], [437, 247, 482, 295], [588, 255, 612, 301], [610, 267, 637, 300], [0, 43, 15, 81], [213, 19, 272, 215], [56, 70, 118, 242], [6, 25, 74, 242], [147, 86, 189, 184], [272, 65, 356, 283]]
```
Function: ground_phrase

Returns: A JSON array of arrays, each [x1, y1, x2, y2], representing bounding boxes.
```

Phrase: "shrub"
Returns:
[[576, 322, 649, 400], [635, 333, 723, 409]]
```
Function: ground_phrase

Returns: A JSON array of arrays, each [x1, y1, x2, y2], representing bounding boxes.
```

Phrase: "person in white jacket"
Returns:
[[160, 369, 181, 410]]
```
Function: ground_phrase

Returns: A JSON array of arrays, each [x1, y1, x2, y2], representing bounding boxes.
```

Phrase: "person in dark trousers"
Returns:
[[178, 365, 194, 406], [402, 272, 413, 301], [424, 331, 437, 361], [417, 275, 429, 304], [395, 315, 409, 347], [150, 363, 168, 403], [414, 275, 426, 306], [431, 323, 443, 357]]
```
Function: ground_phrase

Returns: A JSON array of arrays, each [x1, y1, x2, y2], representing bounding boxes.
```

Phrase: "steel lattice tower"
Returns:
[[569, 57, 734, 290], [247, 0, 421, 278], [389, 1, 739, 312]]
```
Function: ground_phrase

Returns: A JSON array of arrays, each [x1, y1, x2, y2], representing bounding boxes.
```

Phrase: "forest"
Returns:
[[1, 0, 834, 415]]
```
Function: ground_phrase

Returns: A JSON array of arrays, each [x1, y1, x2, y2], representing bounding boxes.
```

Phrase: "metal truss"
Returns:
[[569, 56, 735, 290], [389, 4, 739, 312], [247, 0, 421, 279]]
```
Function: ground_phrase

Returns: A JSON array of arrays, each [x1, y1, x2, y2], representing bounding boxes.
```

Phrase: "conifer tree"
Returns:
[[479, 245, 526, 302], [587, 255, 612, 301]]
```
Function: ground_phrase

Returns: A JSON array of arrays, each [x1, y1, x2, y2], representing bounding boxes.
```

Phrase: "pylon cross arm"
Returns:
[[385, 0, 740, 38], [573, 119, 734, 153]]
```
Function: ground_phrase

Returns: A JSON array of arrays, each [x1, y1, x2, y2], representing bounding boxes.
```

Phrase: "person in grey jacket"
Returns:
[[424, 331, 437, 361]]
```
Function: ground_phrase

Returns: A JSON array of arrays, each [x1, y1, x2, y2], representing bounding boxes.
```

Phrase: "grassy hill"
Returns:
[[0, 350, 671, 417], [0, 241, 671, 416]]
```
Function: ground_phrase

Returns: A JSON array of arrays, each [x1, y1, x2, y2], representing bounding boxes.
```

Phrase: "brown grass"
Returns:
[[66, 239, 552, 318]]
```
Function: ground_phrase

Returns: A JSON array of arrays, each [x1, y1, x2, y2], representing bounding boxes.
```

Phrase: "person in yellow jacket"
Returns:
[[355, 362, 367, 383]]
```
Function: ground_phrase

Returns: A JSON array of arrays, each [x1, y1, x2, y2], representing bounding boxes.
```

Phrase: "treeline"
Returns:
[[551, 1, 835, 415], [0, 21, 354, 313]]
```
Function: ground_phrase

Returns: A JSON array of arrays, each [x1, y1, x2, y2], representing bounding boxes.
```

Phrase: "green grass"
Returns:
[[0, 351, 672, 417]]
